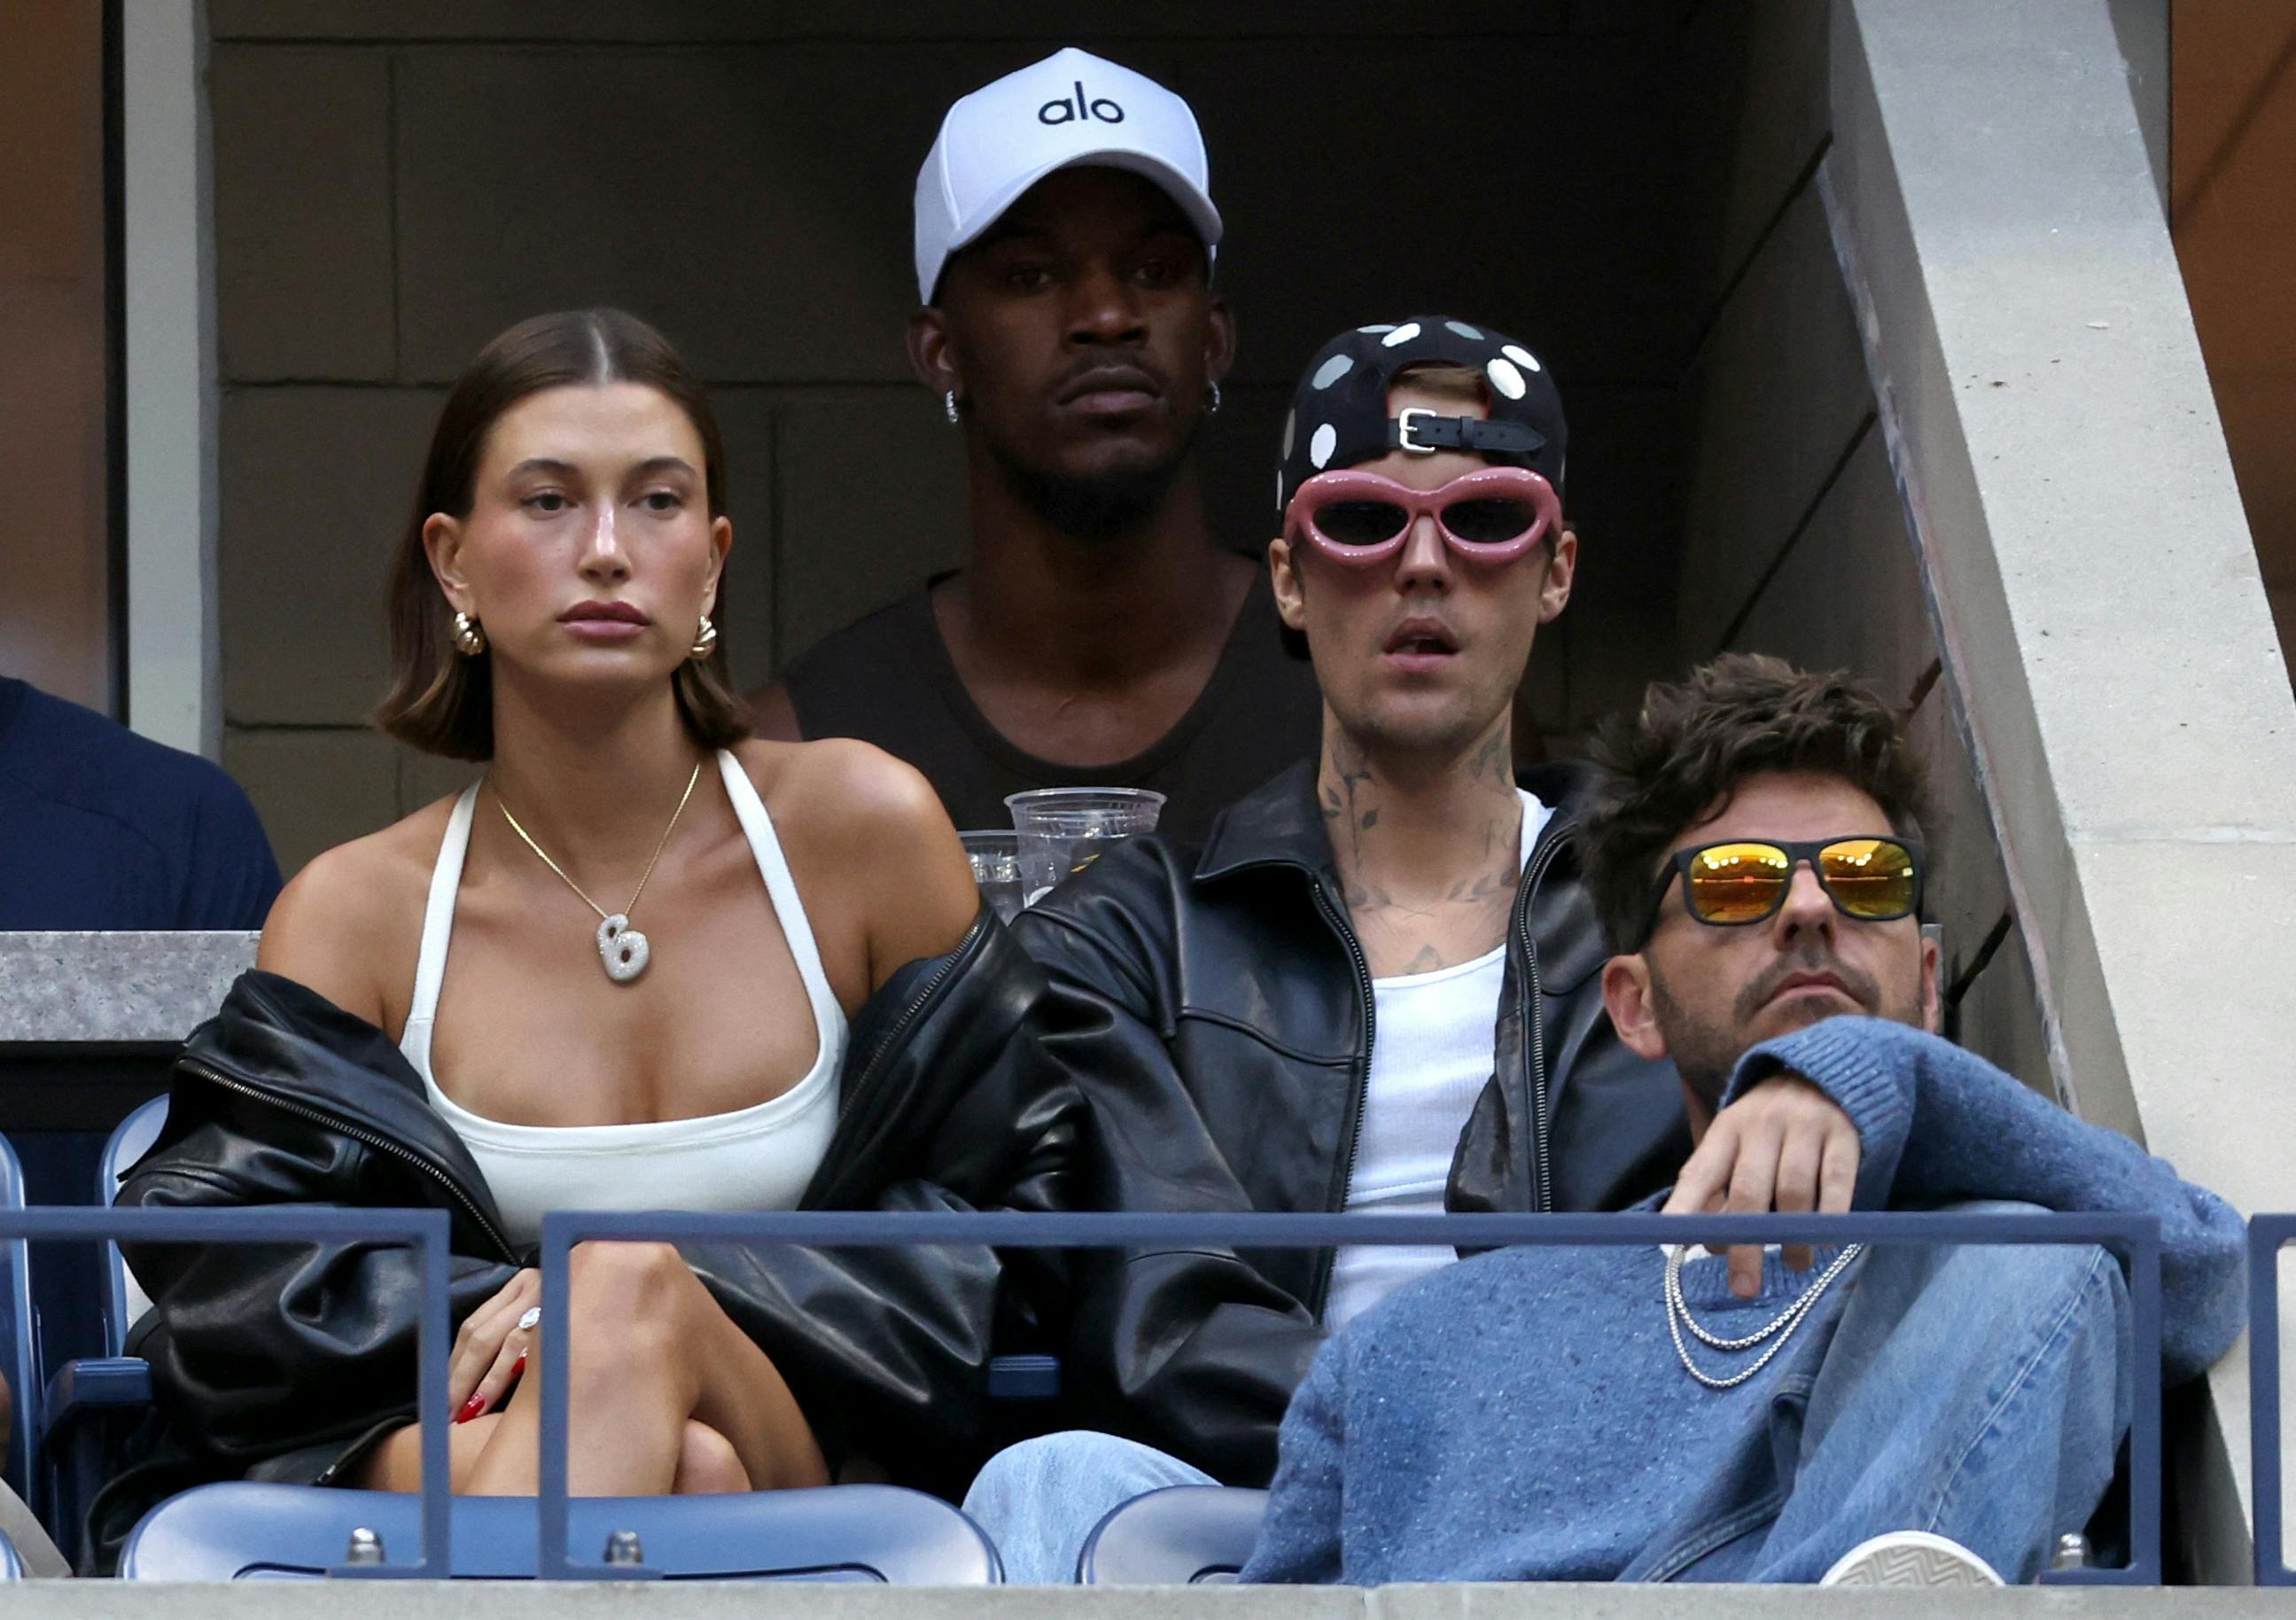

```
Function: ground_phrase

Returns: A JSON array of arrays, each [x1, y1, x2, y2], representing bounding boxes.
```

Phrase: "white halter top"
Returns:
[[400, 750, 846, 1247]]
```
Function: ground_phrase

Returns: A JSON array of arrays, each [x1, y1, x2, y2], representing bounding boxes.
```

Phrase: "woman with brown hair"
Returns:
[[109, 309, 1077, 1528]]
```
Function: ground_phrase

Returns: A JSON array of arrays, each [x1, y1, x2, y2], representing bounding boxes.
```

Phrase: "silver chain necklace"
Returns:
[[1662, 1242, 1863, 1390], [494, 759, 704, 985]]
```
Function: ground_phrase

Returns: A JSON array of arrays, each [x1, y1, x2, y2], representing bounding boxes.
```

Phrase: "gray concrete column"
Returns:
[[1829, 0, 2296, 1581], [122, 0, 220, 759]]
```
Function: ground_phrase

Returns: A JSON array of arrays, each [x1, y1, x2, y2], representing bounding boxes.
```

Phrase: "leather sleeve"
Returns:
[[120, 1094, 517, 1468], [1016, 875, 1326, 1486], [682, 915, 1085, 1495]]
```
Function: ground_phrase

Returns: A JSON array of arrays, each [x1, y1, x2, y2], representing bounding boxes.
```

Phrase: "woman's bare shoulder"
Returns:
[[256, 798, 455, 1024], [727, 738, 975, 984], [728, 736, 949, 846]]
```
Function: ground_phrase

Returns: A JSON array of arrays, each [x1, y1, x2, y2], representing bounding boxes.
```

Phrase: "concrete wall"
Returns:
[[1672, 2, 2053, 1093], [1831, 0, 2296, 1577], [201, 2, 1740, 874]]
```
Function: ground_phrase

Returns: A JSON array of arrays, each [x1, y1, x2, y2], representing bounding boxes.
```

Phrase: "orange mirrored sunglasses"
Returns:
[[1641, 836, 1923, 944]]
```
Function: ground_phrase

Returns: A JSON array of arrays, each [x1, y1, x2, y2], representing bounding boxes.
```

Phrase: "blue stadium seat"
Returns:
[[41, 1097, 165, 1566], [97, 1098, 167, 1356], [0, 1133, 44, 1517], [121, 1481, 1001, 1582], [985, 1352, 1060, 1402], [1077, 1485, 1267, 1585]]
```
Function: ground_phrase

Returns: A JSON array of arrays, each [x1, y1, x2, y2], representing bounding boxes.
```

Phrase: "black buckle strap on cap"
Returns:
[[1388, 409, 1546, 460], [1277, 315, 1568, 512]]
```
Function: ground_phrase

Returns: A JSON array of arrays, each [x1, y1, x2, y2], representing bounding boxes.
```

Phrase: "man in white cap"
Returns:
[[749, 48, 1322, 843]]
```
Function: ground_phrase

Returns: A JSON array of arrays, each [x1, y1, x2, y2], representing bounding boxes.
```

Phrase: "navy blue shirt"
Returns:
[[0, 679, 281, 930]]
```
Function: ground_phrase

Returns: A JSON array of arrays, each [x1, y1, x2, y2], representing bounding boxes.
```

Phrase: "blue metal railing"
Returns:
[[0, 1206, 455, 1578], [533, 1208, 2164, 1585], [2250, 1214, 2293, 1586], [0, 1203, 2175, 1583]]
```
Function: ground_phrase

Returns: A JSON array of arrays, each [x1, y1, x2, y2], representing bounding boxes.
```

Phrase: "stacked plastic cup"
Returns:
[[959, 830, 1025, 922], [1003, 788, 1168, 907]]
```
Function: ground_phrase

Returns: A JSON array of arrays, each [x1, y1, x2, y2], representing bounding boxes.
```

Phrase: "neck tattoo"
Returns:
[[494, 758, 704, 985], [1319, 726, 1522, 964]]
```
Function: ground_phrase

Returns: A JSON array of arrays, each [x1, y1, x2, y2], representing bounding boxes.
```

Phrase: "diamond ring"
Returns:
[[517, 1306, 541, 1333]]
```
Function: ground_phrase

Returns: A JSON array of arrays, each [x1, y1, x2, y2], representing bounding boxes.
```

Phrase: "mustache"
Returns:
[[1732, 945, 1881, 1024]]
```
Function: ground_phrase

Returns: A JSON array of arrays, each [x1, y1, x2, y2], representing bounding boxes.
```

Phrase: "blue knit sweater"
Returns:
[[1241, 1017, 2245, 1585]]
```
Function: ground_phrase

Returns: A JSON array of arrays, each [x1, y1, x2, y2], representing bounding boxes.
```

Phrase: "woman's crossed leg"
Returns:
[[357, 1241, 828, 1497]]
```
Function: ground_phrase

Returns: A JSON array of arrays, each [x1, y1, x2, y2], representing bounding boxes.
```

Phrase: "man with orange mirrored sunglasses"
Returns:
[[1242, 655, 2244, 1587]]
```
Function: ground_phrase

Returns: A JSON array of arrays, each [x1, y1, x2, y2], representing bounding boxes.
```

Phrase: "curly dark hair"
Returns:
[[1579, 654, 1933, 954]]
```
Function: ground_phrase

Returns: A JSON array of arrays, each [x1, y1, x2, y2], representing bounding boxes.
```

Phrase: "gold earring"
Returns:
[[451, 611, 486, 657], [689, 614, 718, 661]]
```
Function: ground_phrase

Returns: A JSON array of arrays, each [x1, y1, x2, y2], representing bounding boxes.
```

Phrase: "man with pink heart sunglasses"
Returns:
[[1269, 317, 1576, 763], [963, 318, 1687, 1581]]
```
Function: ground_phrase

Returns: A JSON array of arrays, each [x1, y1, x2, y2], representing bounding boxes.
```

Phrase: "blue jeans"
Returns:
[[963, 1431, 1217, 1583], [1635, 1203, 2132, 1583], [969, 1203, 2131, 1585]]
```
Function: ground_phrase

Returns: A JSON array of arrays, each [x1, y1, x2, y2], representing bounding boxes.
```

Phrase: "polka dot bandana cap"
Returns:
[[1275, 316, 1566, 513]]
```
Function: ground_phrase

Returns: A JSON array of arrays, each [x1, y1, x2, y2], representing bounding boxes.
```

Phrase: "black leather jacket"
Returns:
[[114, 909, 1079, 1502], [1015, 759, 1692, 1486]]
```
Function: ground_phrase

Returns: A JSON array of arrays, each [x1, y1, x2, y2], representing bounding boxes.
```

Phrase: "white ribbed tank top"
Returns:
[[399, 751, 846, 1247], [1326, 789, 1553, 1328]]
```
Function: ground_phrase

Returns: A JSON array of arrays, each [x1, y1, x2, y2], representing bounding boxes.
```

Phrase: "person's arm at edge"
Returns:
[[251, 842, 396, 1028], [1723, 1016, 2246, 1383]]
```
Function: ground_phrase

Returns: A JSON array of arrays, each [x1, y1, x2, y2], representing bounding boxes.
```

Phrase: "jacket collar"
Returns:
[[177, 970, 514, 1244], [1195, 756, 1599, 884], [1195, 759, 1327, 882]]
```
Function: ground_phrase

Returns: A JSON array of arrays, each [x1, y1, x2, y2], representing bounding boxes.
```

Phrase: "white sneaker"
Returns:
[[1820, 1530, 2005, 1587]]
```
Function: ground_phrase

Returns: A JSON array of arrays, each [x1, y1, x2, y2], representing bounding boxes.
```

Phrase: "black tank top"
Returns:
[[784, 572, 1324, 843]]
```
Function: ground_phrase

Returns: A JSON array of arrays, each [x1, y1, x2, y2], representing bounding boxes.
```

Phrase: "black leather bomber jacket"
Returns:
[[1014, 759, 1693, 1487], [112, 909, 1080, 1510]]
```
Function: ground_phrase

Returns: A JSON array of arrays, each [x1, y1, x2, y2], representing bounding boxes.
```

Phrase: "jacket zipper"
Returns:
[[1516, 831, 1569, 1214], [806, 912, 986, 1205], [838, 913, 982, 1104], [175, 1057, 519, 1265], [1308, 878, 1375, 1321]]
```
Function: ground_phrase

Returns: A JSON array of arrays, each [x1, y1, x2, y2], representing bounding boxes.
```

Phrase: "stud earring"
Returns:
[[451, 611, 486, 657], [689, 614, 718, 661], [1208, 381, 1224, 416], [944, 390, 961, 425]]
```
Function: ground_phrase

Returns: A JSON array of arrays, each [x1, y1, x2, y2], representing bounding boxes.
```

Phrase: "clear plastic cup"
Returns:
[[1004, 788, 1167, 907], [959, 829, 1025, 922]]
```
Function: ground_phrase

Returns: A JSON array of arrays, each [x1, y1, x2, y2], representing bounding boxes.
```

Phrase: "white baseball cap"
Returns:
[[914, 46, 1223, 304]]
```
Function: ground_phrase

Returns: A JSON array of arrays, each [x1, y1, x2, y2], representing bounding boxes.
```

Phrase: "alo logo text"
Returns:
[[1039, 81, 1125, 125]]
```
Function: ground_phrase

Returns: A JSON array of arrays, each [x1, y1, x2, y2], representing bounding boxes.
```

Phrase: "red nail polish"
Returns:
[[455, 1394, 486, 1424]]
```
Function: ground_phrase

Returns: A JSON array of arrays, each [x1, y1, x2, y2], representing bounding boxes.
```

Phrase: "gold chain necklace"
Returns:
[[494, 758, 704, 985]]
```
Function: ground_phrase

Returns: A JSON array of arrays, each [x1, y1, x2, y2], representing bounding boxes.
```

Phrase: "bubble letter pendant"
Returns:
[[596, 914, 650, 984]]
